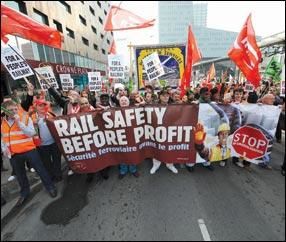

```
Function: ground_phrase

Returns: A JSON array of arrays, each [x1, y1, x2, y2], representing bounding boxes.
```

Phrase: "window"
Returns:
[[89, 6, 95, 16], [91, 26, 97, 34], [93, 44, 98, 50], [62, 51, 70, 64], [44, 46, 55, 62], [101, 49, 106, 55], [66, 27, 75, 39], [69, 53, 75, 65], [106, 39, 110, 45], [6, 1, 27, 14], [98, 17, 103, 24], [33, 9, 49, 25], [54, 48, 63, 63], [53, 20, 63, 33], [100, 34, 104, 39], [104, 10, 107, 15], [32, 42, 46, 61], [79, 15, 87, 25], [82, 37, 89, 46], [97, 1, 101, 8], [59, 1, 71, 14]]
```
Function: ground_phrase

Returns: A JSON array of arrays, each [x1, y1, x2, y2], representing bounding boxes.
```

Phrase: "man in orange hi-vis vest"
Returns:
[[1, 100, 57, 207]]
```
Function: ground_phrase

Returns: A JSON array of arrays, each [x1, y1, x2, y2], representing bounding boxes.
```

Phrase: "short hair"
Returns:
[[2, 100, 17, 109], [247, 91, 258, 103], [200, 87, 209, 95], [100, 93, 109, 99], [210, 87, 218, 95], [158, 89, 169, 96], [145, 85, 153, 90], [233, 88, 244, 95]]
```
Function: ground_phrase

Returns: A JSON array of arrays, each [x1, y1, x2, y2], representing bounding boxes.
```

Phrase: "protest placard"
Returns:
[[88, 72, 102, 92], [34, 66, 59, 90], [1, 46, 34, 80], [244, 84, 254, 92], [142, 52, 165, 81], [108, 54, 125, 80], [59, 74, 73, 91]]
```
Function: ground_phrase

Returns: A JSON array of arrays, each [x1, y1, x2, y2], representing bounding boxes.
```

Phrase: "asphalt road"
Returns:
[[1, 141, 285, 241]]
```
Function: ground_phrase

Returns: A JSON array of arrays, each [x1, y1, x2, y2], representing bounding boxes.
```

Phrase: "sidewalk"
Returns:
[[1, 155, 68, 223]]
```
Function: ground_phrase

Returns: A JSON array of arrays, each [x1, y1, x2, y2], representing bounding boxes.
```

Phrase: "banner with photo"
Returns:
[[196, 103, 281, 164]]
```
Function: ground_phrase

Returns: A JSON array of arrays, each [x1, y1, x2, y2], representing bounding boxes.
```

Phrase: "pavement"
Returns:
[[1, 128, 284, 240], [1, 156, 68, 226]]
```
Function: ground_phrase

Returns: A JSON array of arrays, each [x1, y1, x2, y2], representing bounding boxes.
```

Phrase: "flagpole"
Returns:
[[127, 41, 134, 91]]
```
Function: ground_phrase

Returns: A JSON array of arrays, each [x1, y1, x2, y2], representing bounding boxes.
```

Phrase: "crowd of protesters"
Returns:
[[1, 77, 285, 208]]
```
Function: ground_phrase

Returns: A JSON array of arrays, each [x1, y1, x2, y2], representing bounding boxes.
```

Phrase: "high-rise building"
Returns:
[[193, 2, 207, 27], [1, 1, 113, 98], [158, 1, 259, 59]]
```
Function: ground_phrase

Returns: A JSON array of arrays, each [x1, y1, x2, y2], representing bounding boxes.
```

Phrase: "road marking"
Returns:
[[198, 219, 211, 241]]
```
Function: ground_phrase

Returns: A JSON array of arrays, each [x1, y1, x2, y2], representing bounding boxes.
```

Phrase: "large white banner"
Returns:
[[88, 72, 102, 92], [196, 103, 281, 165], [59, 74, 73, 91], [142, 52, 165, 81], [1, 46, 34, 80], [34, 66, 59, 90]]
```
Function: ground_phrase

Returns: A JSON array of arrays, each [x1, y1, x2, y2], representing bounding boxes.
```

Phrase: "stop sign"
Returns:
[[232, 125, 269, 160]]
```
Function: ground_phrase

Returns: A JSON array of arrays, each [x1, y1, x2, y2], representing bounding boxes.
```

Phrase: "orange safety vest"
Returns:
[[1, 111, 36, 155]]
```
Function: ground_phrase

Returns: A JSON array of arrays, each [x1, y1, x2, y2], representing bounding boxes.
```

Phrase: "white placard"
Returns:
[[34, 66, 59, 90], [280, 80, 285, 97], [59, 74, 73, 91], [1, 46, 34, 80], [244, 84, 254, 92], [142, 52, 165, 81], [108, 55, 125, 79], [88, 72, 102, 92]]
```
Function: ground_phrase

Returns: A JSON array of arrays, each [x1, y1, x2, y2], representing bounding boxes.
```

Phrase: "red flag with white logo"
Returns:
[[104, 6, 155, 31], [1, 4, 62, 49], [228, 14, 262, 88]]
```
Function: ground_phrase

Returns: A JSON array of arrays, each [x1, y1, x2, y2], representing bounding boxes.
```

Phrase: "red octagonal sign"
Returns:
[[232, 125, 269, 160]]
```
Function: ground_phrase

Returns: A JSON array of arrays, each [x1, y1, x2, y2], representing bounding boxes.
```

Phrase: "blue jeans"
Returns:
[[10, 149, 55, 198], [119, 164, 137, 175]]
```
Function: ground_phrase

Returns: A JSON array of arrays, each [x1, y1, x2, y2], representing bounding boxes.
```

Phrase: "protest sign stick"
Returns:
[[23, 77, 31, 85]]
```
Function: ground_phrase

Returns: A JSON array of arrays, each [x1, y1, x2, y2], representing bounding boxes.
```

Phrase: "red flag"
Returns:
[[206, 63, 216, 83], [109, 40, 117, 54], [228, 14, 261, 88], [1, 4, 62, 49], [180, 26, 202, 97], [104, 6, 155, 31]]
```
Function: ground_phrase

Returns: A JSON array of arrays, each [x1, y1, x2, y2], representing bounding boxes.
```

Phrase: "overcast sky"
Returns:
[[111, 1, 285, 61]]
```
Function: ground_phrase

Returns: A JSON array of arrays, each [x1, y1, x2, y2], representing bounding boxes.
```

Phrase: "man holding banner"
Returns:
[[1, 100, 57, 207]]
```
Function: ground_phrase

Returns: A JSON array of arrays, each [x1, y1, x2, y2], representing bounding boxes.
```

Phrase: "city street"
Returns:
[[1, 138, 284, 241]]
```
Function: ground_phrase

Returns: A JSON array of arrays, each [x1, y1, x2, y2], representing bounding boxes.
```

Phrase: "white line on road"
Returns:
[[198, 219, 211, 241]]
